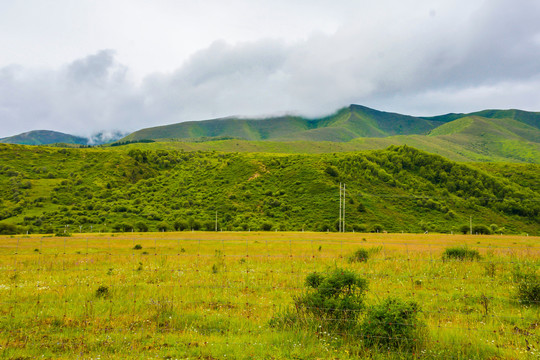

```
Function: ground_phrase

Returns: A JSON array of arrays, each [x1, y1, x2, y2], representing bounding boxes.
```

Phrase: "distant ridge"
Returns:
[[0, 130, 88, 146], [3, 105, 539, 163], [121, 104, 540, 143], [0, 130, 126, 146]]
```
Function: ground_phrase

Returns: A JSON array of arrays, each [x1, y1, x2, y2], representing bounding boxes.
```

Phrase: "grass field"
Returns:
[[0, 232, 538, 359]]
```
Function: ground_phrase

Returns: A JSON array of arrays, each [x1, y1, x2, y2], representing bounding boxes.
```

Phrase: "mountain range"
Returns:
[[2, 105, 539, 162], [0, 130, 126, 146]]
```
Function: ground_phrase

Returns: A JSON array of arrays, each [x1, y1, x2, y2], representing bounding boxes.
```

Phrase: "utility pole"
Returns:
[[470, 216, 472, 235], [343, 183, 346, 233], [215, 211, 218, 232], [339, 183, 342, 233]]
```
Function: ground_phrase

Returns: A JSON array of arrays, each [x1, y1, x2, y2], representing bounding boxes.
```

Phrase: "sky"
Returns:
[[1, 0, 540, 138]]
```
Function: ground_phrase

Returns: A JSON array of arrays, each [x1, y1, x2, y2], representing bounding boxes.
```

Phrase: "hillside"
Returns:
[[0, 130, 126, 146], [120, 105, 540, 144], [121, 105, 446, 142], [0, 130, 89, 146], [113, 105, 540, 163], [0, 143, 538, 235], [111, 118, 540, 163]]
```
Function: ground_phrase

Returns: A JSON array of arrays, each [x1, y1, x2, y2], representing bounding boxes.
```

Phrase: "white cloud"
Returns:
[[1, 0, 540, 137]]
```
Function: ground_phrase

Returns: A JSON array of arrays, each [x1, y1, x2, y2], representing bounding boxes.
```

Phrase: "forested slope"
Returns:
[[0, 143, 538, 235]]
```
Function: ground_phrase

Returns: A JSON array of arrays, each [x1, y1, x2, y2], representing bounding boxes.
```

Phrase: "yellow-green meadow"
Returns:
[[1, 232, 538, 359]]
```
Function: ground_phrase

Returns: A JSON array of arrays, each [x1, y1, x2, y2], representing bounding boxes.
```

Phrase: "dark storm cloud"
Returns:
[[1, 0, 540, 137]]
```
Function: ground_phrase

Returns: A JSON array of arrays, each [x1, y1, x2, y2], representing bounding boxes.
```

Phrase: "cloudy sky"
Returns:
[[1, 0, 540, 138]]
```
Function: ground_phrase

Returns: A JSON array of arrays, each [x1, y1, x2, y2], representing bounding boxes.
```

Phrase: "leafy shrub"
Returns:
[[157, 222, 169, 232], [95, 285, 110, 298], [352, 224, 367, 232], [173, 220, 189, 231], [261, 222, 273, 231], [472, 224, 491, 235], [0, 223, 20, 235], [360, 297, 425, 350], [55, 232, 72, 237], [135, 222, 148, 232], [459, 225, 470, 234], [292, 268, 368, 331], [348, 247, 382, 263], [515, 270, 540, 306], [113, 223, 132, 232], [325, 166, 338, 177], [348, 249, 370, 263], [133, 244, 143, 250], [443, 246, 481, 261]]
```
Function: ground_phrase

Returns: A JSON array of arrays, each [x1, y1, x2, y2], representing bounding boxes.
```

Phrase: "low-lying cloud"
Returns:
[[1, 0, 540, 138]]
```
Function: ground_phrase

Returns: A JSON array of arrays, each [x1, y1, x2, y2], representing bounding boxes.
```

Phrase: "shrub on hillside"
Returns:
[[472, 224, 491, 235], [135, 221, 148, 232], [157, 222, 169, 232], [0, 223, 20, 235], [352, 224, 367, 232], [443, 246, 481, 261], [459, 225, 470, 234], [173, 220, 189, 231], [261, 222, 273, 231], [113, 223, 132, 232], [325, 166, 339, 177]]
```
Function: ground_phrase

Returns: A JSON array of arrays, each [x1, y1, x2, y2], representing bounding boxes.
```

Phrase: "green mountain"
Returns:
[[0, 143, 538, 235], [113, 105, 540, 163], [422, 109, 540, 129], [0, 130, 127, 146], [121, 105, 540, 143], [0, 130, 89, 146], [121, 105, 447, 143]]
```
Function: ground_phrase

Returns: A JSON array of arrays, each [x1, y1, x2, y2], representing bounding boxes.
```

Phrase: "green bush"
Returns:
[[325, 166, 338, 177], [261, 222, 273, 231], [0, 223, 20, 235], [472, 224, 491, 235], [157, 222, 169, 232], [113, 223, 132, 232], [293, 268, 368, 331], [443, 246, 481, 261], [352, 224, 367, 232], [515, 270, 540, 306], [95, 285, 110, 298], [348, 248, 370, 263], [135, 221, 148, 232], [360, 297, 425, 350], [459, 225, 470, 234], [173, 220, 189, 231]]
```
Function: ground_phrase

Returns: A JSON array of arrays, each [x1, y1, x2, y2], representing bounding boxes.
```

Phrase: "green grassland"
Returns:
[[0, 232, 538, 359], [0, 143, 539, 236]]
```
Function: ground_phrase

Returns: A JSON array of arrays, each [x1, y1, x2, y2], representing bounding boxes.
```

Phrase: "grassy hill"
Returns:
[[114, 105, 540, 163], [120, 105, 540, 143], [0, 130, 89, 146], [121, 105, 447, 143], [0, 143, 538, 235], [111, 119, 540, 163]]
